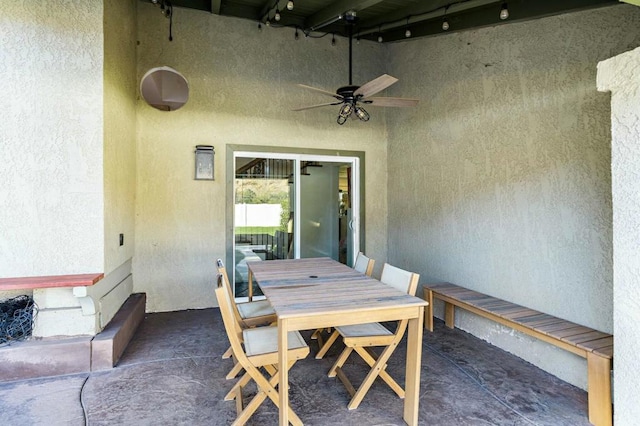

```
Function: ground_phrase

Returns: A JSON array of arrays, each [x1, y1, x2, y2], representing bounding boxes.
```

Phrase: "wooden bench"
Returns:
[[424, 282, 613, 426], [0, 273, 104, 290]]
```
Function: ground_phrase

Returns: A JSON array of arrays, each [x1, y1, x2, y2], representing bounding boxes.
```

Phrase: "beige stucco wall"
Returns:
[[134, 4, 388, 312], [386, 5, 640, 389], [1, 0, 136, 336], [597, 46, 640, 425], [0, 1, 104, 282]]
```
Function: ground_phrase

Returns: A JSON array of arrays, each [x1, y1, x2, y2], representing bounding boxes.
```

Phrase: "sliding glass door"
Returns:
[[232, 152, 360, 299]]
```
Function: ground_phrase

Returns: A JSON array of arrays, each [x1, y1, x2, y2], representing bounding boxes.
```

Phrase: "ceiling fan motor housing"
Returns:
[[337, 85, 361, 103]]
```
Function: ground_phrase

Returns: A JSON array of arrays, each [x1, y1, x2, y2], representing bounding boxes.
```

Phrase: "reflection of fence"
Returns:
[[235, 233, 274, 246], [235, 231, 291, 260], [235, 204, 282, 227]]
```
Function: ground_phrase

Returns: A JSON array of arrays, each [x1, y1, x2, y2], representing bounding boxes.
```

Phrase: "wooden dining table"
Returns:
[[246, 257, 428, 426]]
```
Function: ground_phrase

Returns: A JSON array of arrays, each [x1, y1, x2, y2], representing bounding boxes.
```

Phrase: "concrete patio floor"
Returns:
[[0, 309, 591, 425]]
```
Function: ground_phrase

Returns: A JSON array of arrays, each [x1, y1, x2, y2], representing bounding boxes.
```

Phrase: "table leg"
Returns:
[[248, 269, 254, 302], [403, 307, 424, 425], [278, 318, 289, 426]]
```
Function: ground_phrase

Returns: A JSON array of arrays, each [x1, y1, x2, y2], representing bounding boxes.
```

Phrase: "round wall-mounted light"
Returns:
[[140, 66, 189, 111]]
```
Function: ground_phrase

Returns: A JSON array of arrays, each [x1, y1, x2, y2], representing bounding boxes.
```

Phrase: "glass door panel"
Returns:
[[299, 161, 345, 262], [233, 157, 295, 298]]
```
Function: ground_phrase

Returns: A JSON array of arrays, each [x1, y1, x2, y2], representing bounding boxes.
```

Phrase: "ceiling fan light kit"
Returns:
[[354, 106, 370, 122]]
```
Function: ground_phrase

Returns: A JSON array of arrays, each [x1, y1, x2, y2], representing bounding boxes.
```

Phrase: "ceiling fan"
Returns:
[[293, 12, 418, 125]]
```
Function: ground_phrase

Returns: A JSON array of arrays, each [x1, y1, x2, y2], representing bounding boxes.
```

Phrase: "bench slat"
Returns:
[[591, 343, 613, 359], [452, 291, 485, 300], [456, 295, 504, 306], [501, 308, 541, 319], [474, 303, 518, 313], [549, 325, 595, 339], [535, 320, 582, 333], [567, 331, 612, 345], [514, 314, 562, 327], [475, 300, 516, 309], [433, 285, 471, 294], [510, 312, 548, 321], [429, 283, 463, 291], [578, 337, 614, 356]]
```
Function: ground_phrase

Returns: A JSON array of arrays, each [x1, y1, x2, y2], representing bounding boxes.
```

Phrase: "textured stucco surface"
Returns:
[[104, 0, 137, 275], [134, 4, 387, 312], [93, 0, 138, 335], [597, 46, 640, 425], [1, 0, 135, 337], [0, 1, 104, 282], [386, 5, 640, 389]]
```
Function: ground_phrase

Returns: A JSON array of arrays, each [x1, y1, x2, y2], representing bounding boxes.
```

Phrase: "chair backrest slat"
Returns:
[[353, 252, 375, 276], [380, 263, 420, 296], [216, 259, 243, 336]]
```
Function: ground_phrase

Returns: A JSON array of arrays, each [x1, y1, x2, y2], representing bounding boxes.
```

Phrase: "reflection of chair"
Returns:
[[314, 252, 376, 358], [326, 263, 420, 409], [214, 273, 309, 426], [273, 230, 290, 260], [353, 252, 375, 276], [217, 260, 277, 379]]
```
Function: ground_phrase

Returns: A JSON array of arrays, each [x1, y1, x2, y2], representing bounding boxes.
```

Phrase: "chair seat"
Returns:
[[243, 326, 307, 357], [336, 322, 392, 338], [237, 299, 275, 319]]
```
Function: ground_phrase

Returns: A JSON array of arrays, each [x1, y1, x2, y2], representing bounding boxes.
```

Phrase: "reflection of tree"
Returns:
[[279, 198, 290, 232], [236, 179, 291, 232], [238, 188, 258, 203]]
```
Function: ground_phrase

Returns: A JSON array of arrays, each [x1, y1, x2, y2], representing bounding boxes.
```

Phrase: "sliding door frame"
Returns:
[[226, 145, 366, 292]]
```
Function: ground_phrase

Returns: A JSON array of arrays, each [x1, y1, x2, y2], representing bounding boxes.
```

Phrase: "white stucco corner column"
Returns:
[[597, 46, 640, 425]]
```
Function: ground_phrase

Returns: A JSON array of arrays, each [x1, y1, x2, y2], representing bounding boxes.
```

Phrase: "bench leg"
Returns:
[[425, 288, 434, 332], [587, 352, 612, 426], [444, 302, 455, 329]]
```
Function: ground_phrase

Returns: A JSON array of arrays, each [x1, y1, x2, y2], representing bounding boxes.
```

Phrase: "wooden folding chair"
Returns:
[[325, 263, 420, 410], [314, 252, 375, 358], [217, 259, 276, 379], [214, 273, 310, 426]]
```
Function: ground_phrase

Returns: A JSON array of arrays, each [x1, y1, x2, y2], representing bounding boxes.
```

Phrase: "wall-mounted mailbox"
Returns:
[[195, 145, 215, 180]]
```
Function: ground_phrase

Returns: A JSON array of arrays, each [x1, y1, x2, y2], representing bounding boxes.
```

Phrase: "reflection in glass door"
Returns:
[[299, 161, 355, 267], [233, 152, 359, 299], [234, 157, 295, 298]]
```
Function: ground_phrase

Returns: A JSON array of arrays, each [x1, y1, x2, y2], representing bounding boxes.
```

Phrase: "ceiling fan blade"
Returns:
[[354, 74, 398, 98], [297, 84, 342, 99], [292, 102, 342, 112], [365, 97, 419, 107]]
